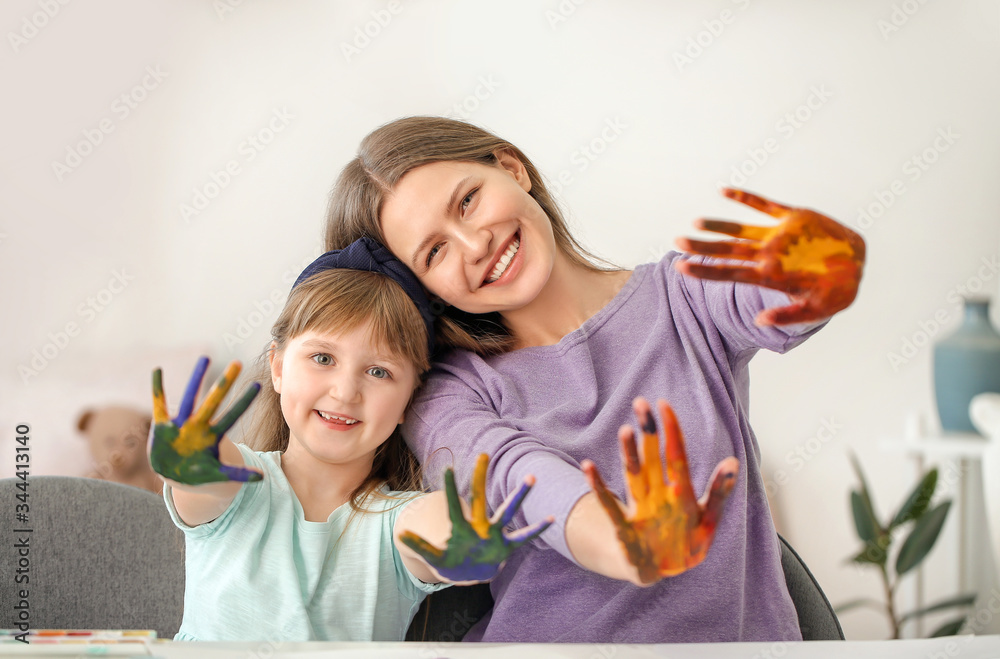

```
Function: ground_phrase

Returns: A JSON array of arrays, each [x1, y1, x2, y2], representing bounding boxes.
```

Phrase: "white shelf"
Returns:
[[878, 432, 990, 459]]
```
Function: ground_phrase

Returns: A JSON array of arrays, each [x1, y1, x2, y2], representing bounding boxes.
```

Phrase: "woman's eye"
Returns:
[[460, 188, 478, 211], [367, 366, 390, 380], [312, 353, 333, 366], [425, 243, 442, 267]]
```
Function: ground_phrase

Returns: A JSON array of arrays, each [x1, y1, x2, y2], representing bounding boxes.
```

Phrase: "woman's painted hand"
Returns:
[[583, 398, 739, 584], [150, 356, 263, 485], [676, 187, 866, 325], [399, 453, 553, 582]]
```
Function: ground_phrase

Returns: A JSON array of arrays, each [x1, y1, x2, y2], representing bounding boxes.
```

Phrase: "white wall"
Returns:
[[2, 0, 998, 640]]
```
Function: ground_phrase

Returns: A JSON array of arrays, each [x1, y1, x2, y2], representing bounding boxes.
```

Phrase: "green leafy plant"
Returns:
[[836, 454, 975, 638]]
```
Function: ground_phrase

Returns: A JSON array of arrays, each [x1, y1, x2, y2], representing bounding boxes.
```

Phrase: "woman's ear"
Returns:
[[268, 341, 283, 393], [493, 148, 531, 193]]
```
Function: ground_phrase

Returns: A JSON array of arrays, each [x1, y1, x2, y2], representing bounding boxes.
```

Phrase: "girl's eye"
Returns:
[[312, 353, 333, 366], [367, 366, 391, 380]]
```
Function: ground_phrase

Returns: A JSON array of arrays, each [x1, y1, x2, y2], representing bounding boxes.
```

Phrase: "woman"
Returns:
[[322, 116, 864, 643]]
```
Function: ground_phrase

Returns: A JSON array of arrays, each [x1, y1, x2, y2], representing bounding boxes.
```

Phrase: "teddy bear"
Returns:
[[76, 405, 162, 494]]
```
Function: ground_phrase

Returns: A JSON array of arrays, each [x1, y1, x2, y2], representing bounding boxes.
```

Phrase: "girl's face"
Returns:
[[269, 322, 417, 474], [379, 154, 558, 316]]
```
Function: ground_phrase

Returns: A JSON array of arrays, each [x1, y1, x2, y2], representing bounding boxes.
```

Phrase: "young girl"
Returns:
[[149, 237, 550, 642], [323, 117, 865, 643]]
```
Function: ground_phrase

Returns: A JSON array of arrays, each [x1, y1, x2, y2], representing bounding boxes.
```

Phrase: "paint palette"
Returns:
[[0, 630, 156, 655]]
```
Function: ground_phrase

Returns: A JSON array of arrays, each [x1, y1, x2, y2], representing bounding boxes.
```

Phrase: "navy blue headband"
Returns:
[[293, 237, 435, 354]]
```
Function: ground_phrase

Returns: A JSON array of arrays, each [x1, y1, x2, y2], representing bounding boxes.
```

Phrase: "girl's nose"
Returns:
[[328, 375, 360, 403]]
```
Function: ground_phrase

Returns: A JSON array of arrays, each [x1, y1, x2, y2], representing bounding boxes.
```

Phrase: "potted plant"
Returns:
[[836, 454, 975, 638]]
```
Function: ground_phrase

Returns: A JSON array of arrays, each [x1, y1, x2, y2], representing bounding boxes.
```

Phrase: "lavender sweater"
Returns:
[[403, 251, 822, 643]]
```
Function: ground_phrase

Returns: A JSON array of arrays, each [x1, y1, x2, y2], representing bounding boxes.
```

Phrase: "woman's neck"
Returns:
[[502, 254, 632, 349], [280, 446, 373, 522]]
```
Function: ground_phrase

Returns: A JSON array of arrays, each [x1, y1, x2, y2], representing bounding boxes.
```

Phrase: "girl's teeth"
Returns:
[[488, 239, 520, 283], [317, 411, 358, 424]]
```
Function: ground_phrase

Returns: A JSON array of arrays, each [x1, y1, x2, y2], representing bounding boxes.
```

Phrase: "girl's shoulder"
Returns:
[[232, 443, 282, 472]]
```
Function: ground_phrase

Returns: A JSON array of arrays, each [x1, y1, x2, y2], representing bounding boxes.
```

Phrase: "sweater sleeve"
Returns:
[[402, 357, 592, 562]]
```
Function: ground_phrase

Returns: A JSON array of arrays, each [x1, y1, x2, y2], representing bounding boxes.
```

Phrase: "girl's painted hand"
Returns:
[[398, 454, 553, 582], [583, 398, 739, 585], [676, 187, 866, 325], [150, 356, 263, 485]]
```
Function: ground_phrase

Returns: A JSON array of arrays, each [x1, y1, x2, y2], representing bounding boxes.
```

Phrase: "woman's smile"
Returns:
[[482, 231, 521, 286], [380, 157, 557, 316]]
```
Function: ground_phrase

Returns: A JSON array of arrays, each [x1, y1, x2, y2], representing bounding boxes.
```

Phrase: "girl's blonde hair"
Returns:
[[246, 268, 430, 512], [324, 116, 618, 356]]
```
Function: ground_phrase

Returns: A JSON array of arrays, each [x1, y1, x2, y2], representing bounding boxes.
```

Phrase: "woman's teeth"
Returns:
[[317, 411, 358, 424], [487, 238, 520, 283]]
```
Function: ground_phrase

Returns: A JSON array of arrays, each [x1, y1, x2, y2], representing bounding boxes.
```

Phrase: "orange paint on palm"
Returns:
[[586, 399, 740, 583], [676, 187, 866, 326]]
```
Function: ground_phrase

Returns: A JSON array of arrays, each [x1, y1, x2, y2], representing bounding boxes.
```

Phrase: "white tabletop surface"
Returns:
[[7, 636, 997, 659]]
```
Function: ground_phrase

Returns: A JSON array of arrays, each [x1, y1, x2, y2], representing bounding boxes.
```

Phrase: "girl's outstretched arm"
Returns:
[[394, 454, 552, 584], [149, 357, 263, 527]]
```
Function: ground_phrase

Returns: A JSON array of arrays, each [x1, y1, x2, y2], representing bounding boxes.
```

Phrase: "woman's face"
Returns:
[[379, 154, 558, 316]]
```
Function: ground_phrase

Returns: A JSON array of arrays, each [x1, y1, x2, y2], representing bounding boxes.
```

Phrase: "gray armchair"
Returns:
[[0, 476, 184, 637]]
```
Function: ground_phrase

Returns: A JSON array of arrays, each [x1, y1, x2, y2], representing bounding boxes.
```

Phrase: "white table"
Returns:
[[7, 637, 999, 659], [122, 636, 1000, 658]]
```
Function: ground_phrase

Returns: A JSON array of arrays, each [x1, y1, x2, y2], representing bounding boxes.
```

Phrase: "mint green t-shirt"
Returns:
[[163, 443, 446, 641]]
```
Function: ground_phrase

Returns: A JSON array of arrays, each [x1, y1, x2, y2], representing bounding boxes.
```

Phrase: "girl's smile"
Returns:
[[269, 324, 417, 476]]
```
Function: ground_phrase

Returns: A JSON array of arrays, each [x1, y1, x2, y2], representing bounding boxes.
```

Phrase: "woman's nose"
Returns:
[[456, 225, 492, 265]]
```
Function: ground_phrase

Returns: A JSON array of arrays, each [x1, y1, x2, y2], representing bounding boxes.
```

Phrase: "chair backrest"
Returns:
[[0, 476, 184, 638], [406, 534, 845, 641], [777, 533, 845, 640]]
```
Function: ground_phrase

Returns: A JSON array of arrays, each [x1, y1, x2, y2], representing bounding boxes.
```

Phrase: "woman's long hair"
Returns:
[[324, 116, 619, 356]]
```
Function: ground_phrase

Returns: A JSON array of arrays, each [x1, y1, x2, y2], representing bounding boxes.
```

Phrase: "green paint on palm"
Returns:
[[399, 454, 551, 582], [149, 357, 263, 485]]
